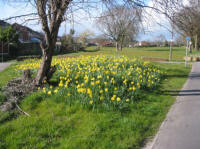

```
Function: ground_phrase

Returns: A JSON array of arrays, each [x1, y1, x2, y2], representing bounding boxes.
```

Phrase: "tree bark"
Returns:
[[35, 44, 54, 85], [195, 34, 198, 51], [169, 41, 173, 61], [120, 44, 123, 51], [116, 42, 119, 52]]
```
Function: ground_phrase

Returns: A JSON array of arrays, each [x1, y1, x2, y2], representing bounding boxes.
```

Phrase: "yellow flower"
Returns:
[[104, 82, 108, 85], [91, 82, 95, 86], [67, 93, 71, 96], [96, 80, 100, 84], [105, 88, 108, 92], [97, 75, 102, 79], [126, 98, 130, 102], [59, 81, 63, 87], [117, 97, 121, 102], [48, 91, 51, 95], [37, 87, 40, 90], [100, 89, 103, 94], [50, 85, 53, 89], [100, 96, 104, 101], [111, 95, 116, 101], [132, 86, 136, 91], [54, 89, 58, 93], [89, 100, 93, 104]]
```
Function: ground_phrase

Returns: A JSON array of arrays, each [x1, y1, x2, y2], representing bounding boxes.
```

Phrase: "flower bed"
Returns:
[[16, 56, 165, 109]]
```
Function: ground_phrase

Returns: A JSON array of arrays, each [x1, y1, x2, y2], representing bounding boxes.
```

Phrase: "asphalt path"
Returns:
[[0, 62, 13, 72], [150, 62, 200, 149]]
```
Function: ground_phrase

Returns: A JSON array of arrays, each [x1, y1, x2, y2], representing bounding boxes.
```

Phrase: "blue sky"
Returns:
[[0, 1, 173, 41]]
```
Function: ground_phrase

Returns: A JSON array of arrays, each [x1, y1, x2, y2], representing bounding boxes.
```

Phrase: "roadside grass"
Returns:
[[0, 64, 20, 104], [0, 60, 191, 149], [62, 46, 196, 61]]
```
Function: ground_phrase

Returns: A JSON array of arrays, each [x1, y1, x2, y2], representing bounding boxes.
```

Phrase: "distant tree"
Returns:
[[154, 34, 166, 47], [164, 40, 169, 47], [61, 29, 75, 46], [0, 26, 18, 43], [175, 35, 185, 47], [173, 7, 200, 51], [154, 0, 200, 51], [78, 30, 94, 46], [97, 5, 141, 51]]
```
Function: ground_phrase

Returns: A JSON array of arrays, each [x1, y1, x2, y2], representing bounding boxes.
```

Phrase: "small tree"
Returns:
[[154, 34, 166, 47], [61, 29, 75, 50], [78, 30, 94, 46], [97, 5, 141, 51]]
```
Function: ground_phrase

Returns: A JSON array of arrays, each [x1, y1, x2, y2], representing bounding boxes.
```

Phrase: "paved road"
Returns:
[[151, 62, 200, 149], [0, 62, 13, 72]]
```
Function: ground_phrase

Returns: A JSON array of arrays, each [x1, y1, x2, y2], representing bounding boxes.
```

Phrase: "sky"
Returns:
[[0, 0, 178, 41]]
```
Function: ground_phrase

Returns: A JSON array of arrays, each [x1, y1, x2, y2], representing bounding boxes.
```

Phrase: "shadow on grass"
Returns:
[[161, 89, 200, 96], [143, 48, 182, 52]]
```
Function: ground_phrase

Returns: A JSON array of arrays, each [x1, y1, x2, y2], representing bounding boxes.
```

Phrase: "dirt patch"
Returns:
[[0, 69, 36, 112], [141, 57, 167, 62]]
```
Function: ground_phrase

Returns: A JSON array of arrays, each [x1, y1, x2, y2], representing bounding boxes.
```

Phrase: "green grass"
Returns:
[[0, 64, 20, 104], [0, 47, 192, 149], [61, 46, 200, 61]]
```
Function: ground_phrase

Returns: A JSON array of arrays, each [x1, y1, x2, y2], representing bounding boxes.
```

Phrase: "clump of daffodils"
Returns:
[[16, 55, 164, 109]]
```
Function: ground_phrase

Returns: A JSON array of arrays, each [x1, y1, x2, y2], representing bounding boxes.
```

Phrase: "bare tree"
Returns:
[[3, 0, 147, 85], [153, 0, 200, 51], [96, 5, 141, 51], [78, 29, 94, 46], [154, 34, 166, 47], [173, 7, 200, 51]]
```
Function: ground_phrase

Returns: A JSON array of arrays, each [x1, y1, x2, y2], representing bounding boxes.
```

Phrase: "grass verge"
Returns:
[[0, 61, 191, 149]]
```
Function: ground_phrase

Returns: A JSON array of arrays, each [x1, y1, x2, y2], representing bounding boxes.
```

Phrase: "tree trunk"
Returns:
[[195, 34, 198, 51], [35, 44, 54, 85], [120, 44, 123, 51], [169, 41, 173, 61], [116, 42, 119, 52]]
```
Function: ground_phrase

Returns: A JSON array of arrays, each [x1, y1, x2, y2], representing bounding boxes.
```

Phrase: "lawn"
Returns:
[[0, 47, 191, 149], [63, 46, 196, 61]]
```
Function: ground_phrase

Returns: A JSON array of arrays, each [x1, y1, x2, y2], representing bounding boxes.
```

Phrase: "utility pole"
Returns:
[[185, 37, 190, 67], [169, 20, 174, 61]]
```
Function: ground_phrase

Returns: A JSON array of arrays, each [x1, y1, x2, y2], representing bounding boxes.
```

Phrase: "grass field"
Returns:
[[62, 46, 200, 61], [0, 47, 192, 149]]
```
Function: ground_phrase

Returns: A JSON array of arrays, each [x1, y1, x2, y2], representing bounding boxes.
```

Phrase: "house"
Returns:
[[134, 41, 150, 47], [99, 41, 113, 47], [12, 23, 45, 43]]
